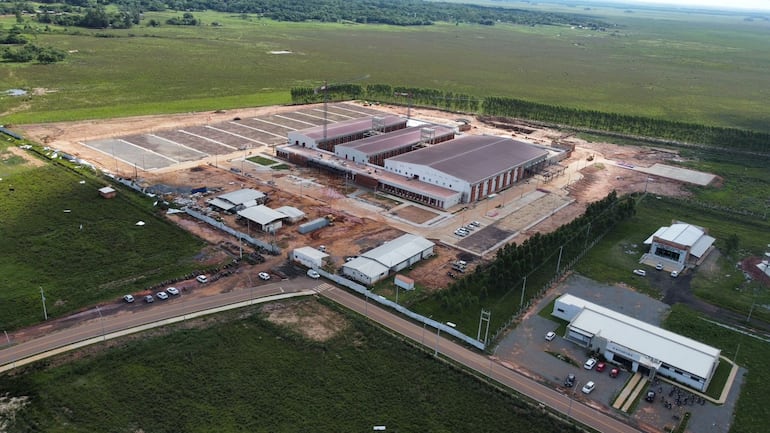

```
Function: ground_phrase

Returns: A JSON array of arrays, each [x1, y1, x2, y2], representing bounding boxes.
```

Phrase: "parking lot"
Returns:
[[495, 274, 744, 433]]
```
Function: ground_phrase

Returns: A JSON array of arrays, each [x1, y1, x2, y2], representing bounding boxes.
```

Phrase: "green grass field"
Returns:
[[2, 9, 769, 131], [0, 144, 206, 329], [0, 301, 580, 433], [576, 195, 770, 323]]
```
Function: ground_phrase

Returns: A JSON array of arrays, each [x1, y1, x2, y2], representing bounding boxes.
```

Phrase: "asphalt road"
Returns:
[[319, 285, 643, 433], [0, 283, 306, 368], [0, 279, 641, 433]]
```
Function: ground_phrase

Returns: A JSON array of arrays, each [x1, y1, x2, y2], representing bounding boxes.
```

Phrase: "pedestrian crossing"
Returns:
[[312, 283, 334, 294]]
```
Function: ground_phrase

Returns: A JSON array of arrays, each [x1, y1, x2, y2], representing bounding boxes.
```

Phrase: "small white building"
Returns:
[[275, 206, 306, 223], [342, 233, 434, 285], [394, 274, 415, 291], [553, 294, 720, 392], [643, 222, 715, 270], [292, 246, 329, 269], [208, 189, 266, 212], [237, 205, 285, 233]]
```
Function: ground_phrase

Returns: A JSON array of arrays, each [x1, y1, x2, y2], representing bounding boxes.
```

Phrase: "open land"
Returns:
[[2, 9, 770, 132]]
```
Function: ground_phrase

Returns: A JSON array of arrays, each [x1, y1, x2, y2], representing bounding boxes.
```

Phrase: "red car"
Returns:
[[610, 368, 620, 378], [596, 362, 606, 372]]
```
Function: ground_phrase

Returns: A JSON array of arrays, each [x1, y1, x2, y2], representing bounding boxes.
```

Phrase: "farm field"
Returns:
[[0, 300, 580, 433], [0, 144, 207, 330], [0, 8, 769, 131]]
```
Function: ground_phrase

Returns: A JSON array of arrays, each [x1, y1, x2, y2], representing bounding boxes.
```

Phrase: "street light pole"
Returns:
[[40, 287, 48, 321]]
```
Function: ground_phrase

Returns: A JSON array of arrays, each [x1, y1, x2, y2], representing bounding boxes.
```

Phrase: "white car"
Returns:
[[581, 381, 596, 394], [545, 331, 556, 341], [258, 272, 271, 280], [670, 270, 679, 278], [123, 294, 135, 303], [307, 269, 320, 279], [470, 221, 481, 227], [632, 269, 646, 276], [156, 291, 169, 300], [196, 275, 208, 284], [584, 358, 597, 370], [655, 263, 664, 271], [166, 287, 180, 296]]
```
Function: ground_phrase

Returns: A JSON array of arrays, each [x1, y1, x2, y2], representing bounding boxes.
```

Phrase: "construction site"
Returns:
[[18, 102, 712, 291]]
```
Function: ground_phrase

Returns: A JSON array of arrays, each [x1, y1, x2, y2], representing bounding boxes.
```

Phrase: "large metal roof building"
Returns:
[[288, 115, 406, 152], [335, 125, 455, 166], [643, 222, 715, 272], [553, 294, 720, 392], [342, 234, 434, 285]]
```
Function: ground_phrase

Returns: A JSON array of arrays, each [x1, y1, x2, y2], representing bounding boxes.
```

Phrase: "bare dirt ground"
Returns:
[[13, 102, 695, 308]]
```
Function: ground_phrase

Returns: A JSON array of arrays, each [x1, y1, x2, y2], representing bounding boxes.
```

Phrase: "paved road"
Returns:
[[318, 285, 643, 433], [1, 279, 642, 433], [0, 283, 306, 369]]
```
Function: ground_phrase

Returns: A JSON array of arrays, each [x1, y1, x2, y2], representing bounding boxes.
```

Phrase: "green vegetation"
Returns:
[[0, 143, 206, 329], [1, 9, 769, 133], [663, 305, 766, 433], [411, 191, 636, 337], [577, 195, 770, 323], [246, 155, 277, 166], [0, 302, 581, 433]]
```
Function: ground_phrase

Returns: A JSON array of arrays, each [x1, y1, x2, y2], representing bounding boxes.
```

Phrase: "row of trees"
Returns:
[[434, 192, 636, 318], [482, 96, 770, 153], [19, 0, 611, 29], [289, 84, 770, 152]]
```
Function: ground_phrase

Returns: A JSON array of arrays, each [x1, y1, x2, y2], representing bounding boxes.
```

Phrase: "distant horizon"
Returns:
[[592, 0, 770, 12]]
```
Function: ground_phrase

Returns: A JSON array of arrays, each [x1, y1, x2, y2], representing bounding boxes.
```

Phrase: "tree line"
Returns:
[[289, 84, 770, 152], [16, 0, 611, 29], [435, 192, 635, 319]]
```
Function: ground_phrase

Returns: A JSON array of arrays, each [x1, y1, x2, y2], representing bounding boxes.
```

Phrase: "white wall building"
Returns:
[[342, 234, 434, 285], [553, 294, 720, 392], [383, 135, 548, 203], [292, 246, 329, 269], [643, 222, 715, 270]]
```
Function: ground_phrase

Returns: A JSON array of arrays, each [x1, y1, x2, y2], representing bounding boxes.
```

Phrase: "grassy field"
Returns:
[[663, 304, 768, 433], [0, 144, 206, 329], [1, 9, 769, 131], [576, 195, 770, 323], [0, 300, 581, 433]]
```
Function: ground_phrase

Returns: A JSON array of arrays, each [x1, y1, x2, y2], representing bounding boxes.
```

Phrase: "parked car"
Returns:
[[196, 275, 208, 283], [610, 367, 620, 378], [655, 263, 664, 271], [144, 295, 154, 303], [464, 224, 475, 231], [258, 272, 271, 280], [156, 291, 169, 300], [581, 381, 596, 394], [584, 358, 597, 370], [545, 331, 556, 341], [670, 270, 679, 278], [123, 294, 135, 303], [470, 220, 481, 227], [307, 269, 320, 279], [596, 362, 606, 372], [454, 230, 467, 237], [633, 269, 646, 276], [166, 287, 180, 296], [645, 390, 656, 402], [564, 373, 576, 388]]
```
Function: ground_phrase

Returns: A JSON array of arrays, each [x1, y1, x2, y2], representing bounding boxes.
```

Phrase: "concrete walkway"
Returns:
[[613, 373, 643, 410]]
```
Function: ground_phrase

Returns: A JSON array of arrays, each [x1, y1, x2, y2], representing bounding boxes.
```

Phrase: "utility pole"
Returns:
[[556, 245, 564, 275], [477, 309, 491, 344], [40, 287, 48, 320], [520, 276, 527, 308]]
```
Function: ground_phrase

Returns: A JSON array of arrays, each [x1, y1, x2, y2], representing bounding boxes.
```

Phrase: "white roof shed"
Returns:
[[237, 205, 286, 225], [275, 206, 306, 222], [644, 223, 715, 258], [362, 234, 434, 268]]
